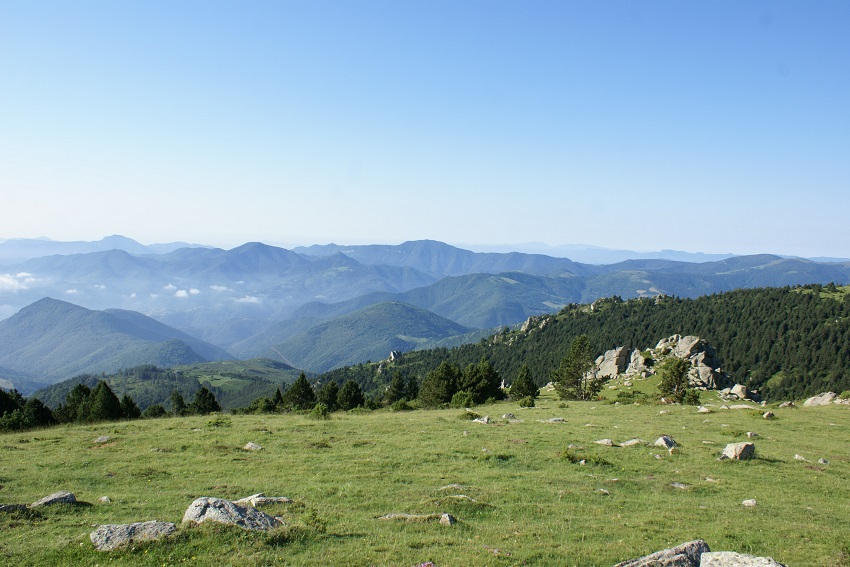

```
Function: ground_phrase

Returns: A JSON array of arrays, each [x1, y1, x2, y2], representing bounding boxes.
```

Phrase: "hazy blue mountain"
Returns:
[[0, 234, 208, 263], [264, 302, 472, 373], [0, 298, 232, 391]]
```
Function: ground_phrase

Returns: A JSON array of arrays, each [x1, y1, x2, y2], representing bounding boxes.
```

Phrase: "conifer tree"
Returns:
[[509, 364, 539, 400], [88, 381, 123, 422], [281, 373, 316, 411], [317, 381, 340, 412], [120, 394, 141, 419], [337, 380, 365, 411], [191, 386, 221, 415]]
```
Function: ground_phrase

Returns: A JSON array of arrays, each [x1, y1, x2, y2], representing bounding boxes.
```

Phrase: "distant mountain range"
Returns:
[[0, 234, 209, 263], [1, 237, 849, 393], [0, 298, 230, 391]]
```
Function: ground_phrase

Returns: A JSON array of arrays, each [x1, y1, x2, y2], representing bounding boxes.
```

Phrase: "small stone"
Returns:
[[243, 442, 263, 451], [763, 411, 775, 420], [439, 513, 456, 526], [654, 435, 677, 449], [90, 521, 176, 551], [701, 551, 787, 566], [501, 414, 516, 420], [778, 401, 794, 408], [472, 416, 491, 424], [818, 458, 829, 465], [31, 491, 77, 508], [94, 436, 111, 444], [597, 489, 610, 495], [794, 454, 809, 462], [98, 496, 111, 504], [742, 499, 757, 507], [670, 482, 689, 490], [722, 442, 755, 460], [659, 410, 670, 415], [620, 438, 645, 447], [746, 432, 759, 439], [595, 439, 614, 446], [182, 497, 282, 531], [697, 406, 712, 414]]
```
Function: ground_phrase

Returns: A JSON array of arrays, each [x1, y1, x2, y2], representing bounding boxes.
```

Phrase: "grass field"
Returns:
[[1, 391, 848, 566]]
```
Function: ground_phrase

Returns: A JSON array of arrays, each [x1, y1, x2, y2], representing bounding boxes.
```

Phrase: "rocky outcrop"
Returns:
[[654, 335, 731, 390], [700, 551, 787, 566], [803, 392, 837, 406], [596, 347, 630, 379], [182, 497, 282, 531], [625, 349, 647, 376], [30, 491, 77, 508], [613, 539, 709, 566], [90, 521, 176, 551]]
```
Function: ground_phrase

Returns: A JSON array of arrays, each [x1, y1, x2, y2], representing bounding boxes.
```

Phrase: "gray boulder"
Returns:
[[803, 392, 837, 406], [182, 497, 282, 531], [596, 346, 630, 378], [613, 539, 710, 566], [234, 493, 293, 507], [90, 521, 176, 551], [30, 491, 77, 508], [654, 435, 677, 450], [721, 442, 755, 460], [700, 551, 787, 566], [730, 384, 749, 400], [673, 336, 703, 359], [626, 349, 647, 376]]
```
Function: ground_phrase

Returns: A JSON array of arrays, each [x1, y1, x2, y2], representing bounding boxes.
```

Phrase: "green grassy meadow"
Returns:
[[1, 392, 848, 566]]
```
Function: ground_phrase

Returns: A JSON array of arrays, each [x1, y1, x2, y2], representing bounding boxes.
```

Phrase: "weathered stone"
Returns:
[[620, 438, 645, 447], [613, 539, 710, 566], [746, 432, 758, 439], [378, 512, 453, 525], [243, 442, 263, 451], [0, 504, 27, 513], [730, 384, 749, 400], [625, 349, 647, 376], [803, 392, 837, 406], [818, 458, 829, 465], [596, 346, 630, 378], [742, 499, 757, 507], [90, 521, 176, 551], [98, 496, 111, 504], [595, 439, 615, 446], [439, 513, 456, 526], [721, 442, 755, 460], [700, 551, 787, 566], [673, 336, 703, 359], [762, 412, 775, 420], [31, 491, 77, 508], [94, 436, 111, 444], [654, 435, 677, 450], [793, 454, 809, 462], [778, 401, 794, 408], [502, 413, 516, 420], [697, 406, 712, 414], [182, 497, 282, 531], [472, 416, 491, 424]]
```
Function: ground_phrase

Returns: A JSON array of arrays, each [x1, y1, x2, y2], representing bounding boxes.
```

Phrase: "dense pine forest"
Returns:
[[319, 284, 850, 401]]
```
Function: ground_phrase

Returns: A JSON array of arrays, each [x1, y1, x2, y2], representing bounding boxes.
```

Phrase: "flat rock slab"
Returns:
[[655, 436, 677, 449], [233, 493, 292, 507], [90, 521, 176, 551], [30, 491, 77, 507], [613, 539, 710, 567], [701, 551, 787, 566], [803, 392, 837, 406], [182, 497, 282, 531], [379, 513, 456, 525]]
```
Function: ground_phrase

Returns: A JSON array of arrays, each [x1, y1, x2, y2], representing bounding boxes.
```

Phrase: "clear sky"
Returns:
[[1, 1, 848, 257]]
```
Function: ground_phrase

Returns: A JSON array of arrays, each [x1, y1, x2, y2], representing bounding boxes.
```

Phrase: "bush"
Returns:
[[142, 404, 167, 419], [458, 410, 481, 421], [683, 389, 701, 406], [518, 396, 535, 408], [309, 403, 331, 420], [839, 390, 850, 400], [615, 390, 649, 404], [390, 399, 414, 411], [450, 390, 474, 408]]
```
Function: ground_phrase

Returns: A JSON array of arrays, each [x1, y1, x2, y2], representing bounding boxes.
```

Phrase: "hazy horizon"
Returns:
[[2, 2, 848, 257]]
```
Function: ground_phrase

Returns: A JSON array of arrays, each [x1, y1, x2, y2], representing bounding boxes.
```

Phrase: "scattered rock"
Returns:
[[730, 384, 749, 400], [98, 496, 111, 504], [670, 482, 689, 490], [472, 416, 492, 424], [543, 417, 565, 423], [182, 497, 282, 531], [243, 442, 263, 451], [439, 513, 456, 526], [595, 439, 615, 446], [613, 538, 710, 566], [742, 499, 757, 507], [794, 454, 809, 462], [762, 412, 775, 420], [234, 493, 292, 507], [30, 491, 77, 508], [502, 413, 516, 420], [746, 432, 759, 439], [697, 406, 712, 414], [654, 435, 677, 450], [597, 489, 610, 495], [93, 436, 111, 444], [0, 504, 27, 513], [90, 521, 176, 551], [378, 512, 454, 525], [720, 442, 755, 461], [620, 438, 645, 447], [659, 410, 670, 415], [803, 392, 838, 407], [778, 402, 794, 408], [701, 551, 787, 566], [818, 458, 829, 465]]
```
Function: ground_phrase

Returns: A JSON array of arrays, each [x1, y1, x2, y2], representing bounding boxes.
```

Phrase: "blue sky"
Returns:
[[1, 1, 848, 257]]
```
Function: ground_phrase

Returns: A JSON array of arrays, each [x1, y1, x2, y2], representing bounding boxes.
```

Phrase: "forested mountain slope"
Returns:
[[318, 285, 850, 401]]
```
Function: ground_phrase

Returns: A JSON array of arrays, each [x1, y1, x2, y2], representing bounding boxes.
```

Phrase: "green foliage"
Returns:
[[509, 364, 539, 400], [450, 390, 474, 408], [88, 381, 123, 422], [518, 395, 535, 407], [657, 358, 693, 403], [839, 390, 850, 400], [141, 404, 167, 418], [683, 388, 701, 406], [418, 361, 460, 408], [170, 390, 188, 416], [458, 358, 504, 404], [309, 402, 331, 420], [336, 380, 365, 411], [190, 386, 222, 415], [384, 371, 407, 404], [615, 390, 650, 404], [457, 410, 481, 420], [119, 394, 141, 419], [282, 372, 317, 411], [390, 399, 414, 411], [316, 381, 340, 412], [552, 335, 604, 400]]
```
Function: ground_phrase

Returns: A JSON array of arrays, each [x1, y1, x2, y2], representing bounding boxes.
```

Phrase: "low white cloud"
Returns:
[[209, 284, 231, 292], [174, 289, 189, 298], [65, 289, 78, 294], [163, 284, 177, 291], [0, 274, 28, 291], [189, 288, 201, 295], [235, 295, 261, 304], [15, 272, 32, 278], [93, 284, 107, 290], [149, 293, 159, 298], [129, 292, 137, 298]]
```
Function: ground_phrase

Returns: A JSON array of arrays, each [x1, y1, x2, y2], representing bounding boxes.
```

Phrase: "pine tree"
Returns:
[[272, 387, 284, 408], [281, 373, 317, 411], [88, 381, 123, 422], [317, 381, 340, 412], [170, 390, 188, 416], [384, 371, 406, 403], [657, 357, 692, 403], [458, 358, 504, 404], [120, 394, 141, 419], [552, 335, 602, 401], [418, 361, 459, 407], [509, 364, 539, 400], [337, 380, 365, 411], [191, 386, 222, 415]]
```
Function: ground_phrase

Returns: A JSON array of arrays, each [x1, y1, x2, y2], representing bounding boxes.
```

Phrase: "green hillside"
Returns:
[[318, 285, 850, 401], [267, 302, 472, 373]]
